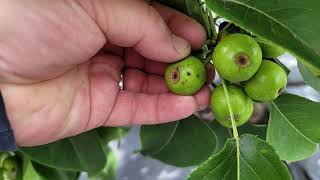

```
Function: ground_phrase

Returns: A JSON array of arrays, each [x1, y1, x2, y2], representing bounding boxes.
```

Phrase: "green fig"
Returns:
[[164, 56, 206, 95], [259, 42, 285, 58], [244, 60, 288, 101], [213, 33, 262, 82], [211, 84, 253, 128], [2, 158, 17, 173]]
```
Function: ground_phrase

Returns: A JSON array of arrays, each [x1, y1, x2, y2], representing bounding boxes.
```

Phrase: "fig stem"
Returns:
[[221, 79, 240, 180], [218, 22, 232, 41]]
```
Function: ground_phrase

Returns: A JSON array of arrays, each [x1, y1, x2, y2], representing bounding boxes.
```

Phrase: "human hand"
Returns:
[[0, 0, 211, 146]]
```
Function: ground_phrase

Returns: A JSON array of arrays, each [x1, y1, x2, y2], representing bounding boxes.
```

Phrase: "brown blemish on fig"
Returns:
[[170, 66, 180, 84], [236, 53, 251, 68]]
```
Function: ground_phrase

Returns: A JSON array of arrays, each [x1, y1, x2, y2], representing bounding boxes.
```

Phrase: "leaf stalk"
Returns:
[[221, 79, 240, 180]]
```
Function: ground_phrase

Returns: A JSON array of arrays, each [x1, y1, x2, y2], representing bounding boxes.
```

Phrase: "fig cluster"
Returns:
[[163, 32, 287, 128], [211, 33, 287, 127]]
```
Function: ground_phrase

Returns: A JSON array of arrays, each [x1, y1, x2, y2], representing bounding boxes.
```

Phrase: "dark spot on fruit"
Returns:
[[173, 73, 178, 79], [226, 115, 239, 122], [187, 71, 191, 76], [236, 53, 251, 68], [170, 66, 180, 84], [234, 115, 239, 121], [197, 74, 200, 78]]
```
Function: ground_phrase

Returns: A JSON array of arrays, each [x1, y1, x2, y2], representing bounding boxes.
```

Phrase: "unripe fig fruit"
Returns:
[[213, 33, 262, 82], [259, 42, 285, 58], [211, 84, 253, 128], [164, 56, 206, 95], [243, 60, 288, 101], [0, 169, 5, 180], [2, 158, 17, 173]]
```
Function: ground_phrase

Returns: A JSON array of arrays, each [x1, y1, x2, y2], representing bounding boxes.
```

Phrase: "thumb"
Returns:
[[78, 0, 204, 62]]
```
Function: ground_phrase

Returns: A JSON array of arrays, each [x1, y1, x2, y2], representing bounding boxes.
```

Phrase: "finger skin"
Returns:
[[105, 86, 211, 126], [125, 48, 167, 75], [152, 2, 206, 49], [0, 0, 105, 83], [0, 0, 209, 146], [77, 0, 205, 62], [124, 68, 168, 93]]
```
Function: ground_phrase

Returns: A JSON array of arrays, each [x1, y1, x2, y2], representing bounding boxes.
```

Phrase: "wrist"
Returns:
[[0, 92, 16, 152]]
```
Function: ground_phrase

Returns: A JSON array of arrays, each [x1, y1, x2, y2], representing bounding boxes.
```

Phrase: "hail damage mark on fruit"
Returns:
[[186, 71, 191, 76], [170, 66, 180, 84], [236, 53, 251, 68]]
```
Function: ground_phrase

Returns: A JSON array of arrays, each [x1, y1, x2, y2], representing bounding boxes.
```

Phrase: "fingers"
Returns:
[[105, 86, 211, 126], [85, 53, 124, 130], [78, 0, 205, 62], [124, 69, 168, 93], [101, 44, 124, 57], [153, 2, 206, 49], [125, 48, 167, 75]]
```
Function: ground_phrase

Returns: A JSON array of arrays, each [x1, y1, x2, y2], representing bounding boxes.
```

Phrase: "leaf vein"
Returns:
[[151, 121, 179, 155], [272, 102, 315, 144], [239, 155, 261, 180]]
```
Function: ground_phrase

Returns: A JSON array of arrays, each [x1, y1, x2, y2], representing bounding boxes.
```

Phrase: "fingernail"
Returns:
[[171, 34, 191, 57]]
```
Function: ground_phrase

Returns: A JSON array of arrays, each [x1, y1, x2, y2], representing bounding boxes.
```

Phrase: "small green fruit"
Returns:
[[218, 30, 231, 41], [211, 84, 253, 128], [2, 158, 17, 173], [213, 33, 262, 82], [259, 42, 285, 58], [0, 169, 4, 180], [164, 56, 206, 95], [244, 60, 288, 101]]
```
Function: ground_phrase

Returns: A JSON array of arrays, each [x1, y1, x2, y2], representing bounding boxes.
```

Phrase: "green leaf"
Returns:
[[21, 157, 42, 180], [238, 123, 267, 140], [32, 162, 79, 180], [97, 127, 130, 145], [188, 134, 291, 180], [209, 121, 231, 153], [206, 0, 320, 75], [140, 115, 217, 167], [186, 0, 213, 38], [0, 169, 5, 180], [267, 94, 320, 161], [19, 130, 106, 175], [89, 147, 117, 180], [298, 62, 320, 93], [210, 121, 267, 153]]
